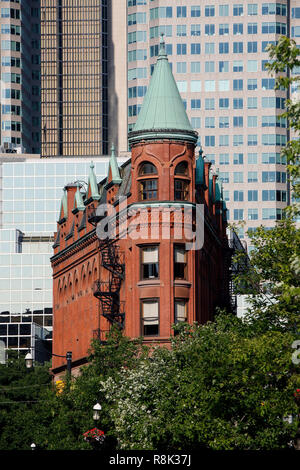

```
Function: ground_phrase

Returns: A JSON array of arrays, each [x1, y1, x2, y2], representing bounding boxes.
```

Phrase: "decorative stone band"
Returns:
[[128, 128, 198, 146]]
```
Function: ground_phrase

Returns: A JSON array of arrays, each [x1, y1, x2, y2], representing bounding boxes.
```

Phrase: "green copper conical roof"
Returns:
[[215, 178, 223, 203], [73, 183, 85, 213], [128, 35, 198, 145], [58, 188, 68, 222], [108, 143, 122, 185], [86, 161, 100, 201]]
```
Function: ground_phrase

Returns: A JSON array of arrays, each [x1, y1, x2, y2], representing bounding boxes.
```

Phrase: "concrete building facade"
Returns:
[[0, 0, 41, 153], [110, 0, 300, 247]]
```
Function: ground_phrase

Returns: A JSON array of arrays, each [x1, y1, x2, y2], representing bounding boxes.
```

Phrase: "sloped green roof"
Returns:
[[73, 183, 85, 212], [215, 178, 223, 203], [209, 173, 215, 204], [128, 35, 198, 145], [58, 188, 68, 222], [195, 147, 205, 186], [86, 162, 100, 201], [107, 143, 122, 185]]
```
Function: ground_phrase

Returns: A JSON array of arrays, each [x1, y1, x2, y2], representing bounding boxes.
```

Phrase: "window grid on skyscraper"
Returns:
[[124, 0, 297, 240]]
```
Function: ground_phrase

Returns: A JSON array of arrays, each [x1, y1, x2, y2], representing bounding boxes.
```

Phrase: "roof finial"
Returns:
[[111, 142, 115, 155], [158, 33, 167, 58], [90, 161, 94, 169]]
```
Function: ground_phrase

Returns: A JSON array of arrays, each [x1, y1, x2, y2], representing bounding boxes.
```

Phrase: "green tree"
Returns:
[[233, 217, 300, 332], [0, 327, 146, 451], [0, 352, 52, 450], [232, 35, 300, 332], [100, 316, 300, 450], [266, 35, 300, 203]]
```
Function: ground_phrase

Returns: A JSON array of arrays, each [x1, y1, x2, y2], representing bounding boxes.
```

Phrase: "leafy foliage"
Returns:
[[265, 36, 300, 202], [1, 37, 299, 451], [0, 352, 52, 450], [233, 217, 300, 332], [100, 317, 299, 450], [0, 328, 145, 450], [0, 322, 299, 451]]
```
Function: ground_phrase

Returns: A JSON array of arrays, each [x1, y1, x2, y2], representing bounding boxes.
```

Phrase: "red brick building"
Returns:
[[51, 38, 231, 376]]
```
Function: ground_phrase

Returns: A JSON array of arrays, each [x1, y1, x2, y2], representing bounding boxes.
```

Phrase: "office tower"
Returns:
[[0, 0, 41, 154], [120, 0, 300, 248], [40, 0, 108, 157], [0, 153, 128, 357]]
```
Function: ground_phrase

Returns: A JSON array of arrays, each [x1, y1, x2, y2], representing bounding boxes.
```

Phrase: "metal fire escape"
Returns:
[[227, 230, 250, 313], [87, 204, 125, 330], [93, 243, 125, 329]]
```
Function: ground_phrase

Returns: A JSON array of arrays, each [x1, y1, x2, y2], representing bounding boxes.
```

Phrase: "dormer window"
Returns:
[[138, 161, 158, 201], [174, 161, 190, 201]]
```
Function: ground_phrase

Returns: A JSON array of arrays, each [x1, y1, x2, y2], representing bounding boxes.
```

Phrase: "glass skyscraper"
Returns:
[[0, 0, 41, 153], [40, 0, 109, 157], [0, 154, 128, 356], [113, 0, 300, 247]]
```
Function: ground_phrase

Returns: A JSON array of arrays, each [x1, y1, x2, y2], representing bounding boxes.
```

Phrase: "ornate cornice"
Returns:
[[51, 229, 98, 266]]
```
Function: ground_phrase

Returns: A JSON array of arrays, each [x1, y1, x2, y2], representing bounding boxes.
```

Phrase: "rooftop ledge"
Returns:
[[128, 128, 198, 145]]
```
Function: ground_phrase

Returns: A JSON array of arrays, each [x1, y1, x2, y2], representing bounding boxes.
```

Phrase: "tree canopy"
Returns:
[[0, 35, 299, 452]]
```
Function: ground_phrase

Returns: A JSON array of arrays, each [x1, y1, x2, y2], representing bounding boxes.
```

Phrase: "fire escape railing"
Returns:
[[93, 243, 125, 329], [227, 236, 250, 313], [87, 203, 102, 226]]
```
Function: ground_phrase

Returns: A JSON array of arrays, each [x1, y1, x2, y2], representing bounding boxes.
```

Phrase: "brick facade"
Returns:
[[51, 43, 231, 375]]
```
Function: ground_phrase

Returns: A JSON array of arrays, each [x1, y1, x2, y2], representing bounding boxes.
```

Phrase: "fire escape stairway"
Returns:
[[93, 244, 125, 329], [101, 244, 125, 281]]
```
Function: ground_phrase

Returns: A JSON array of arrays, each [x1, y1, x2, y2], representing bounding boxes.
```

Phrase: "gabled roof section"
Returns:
[[128, 34, 198, 145], [53, 228, 60, 248], [65, 219, 75, 241], [58, 188, 68, 223], [105, 143, 122, 189], [195, 147, 206, 187], [78, 209, 87, 232], [86, 162, 100, 203], [208, 171, 214, 202], [215, 170, 223, 203]]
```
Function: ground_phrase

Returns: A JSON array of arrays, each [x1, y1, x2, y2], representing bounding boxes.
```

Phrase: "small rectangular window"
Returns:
[[139, 179, 158, 201], [141, 300, 159, 336], [205, 5, 215, 17], [174, 245, 187, 280], [191, 6, 201, 17], [219, 5, 229, 16], [177, 6, 186, 17], [174, 179, 189, 200], [233, 4, 243, 16], [141, 246, 159, 280], [206, 98, 215, 110], [174, 299, 188, 323]]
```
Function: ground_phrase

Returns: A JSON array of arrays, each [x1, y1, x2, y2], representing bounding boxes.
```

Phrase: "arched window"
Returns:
[[175, 161, 188, 176], [174, 161, 190, 201], [138, 161, 158, 201], [139, 161, 157, 176]]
